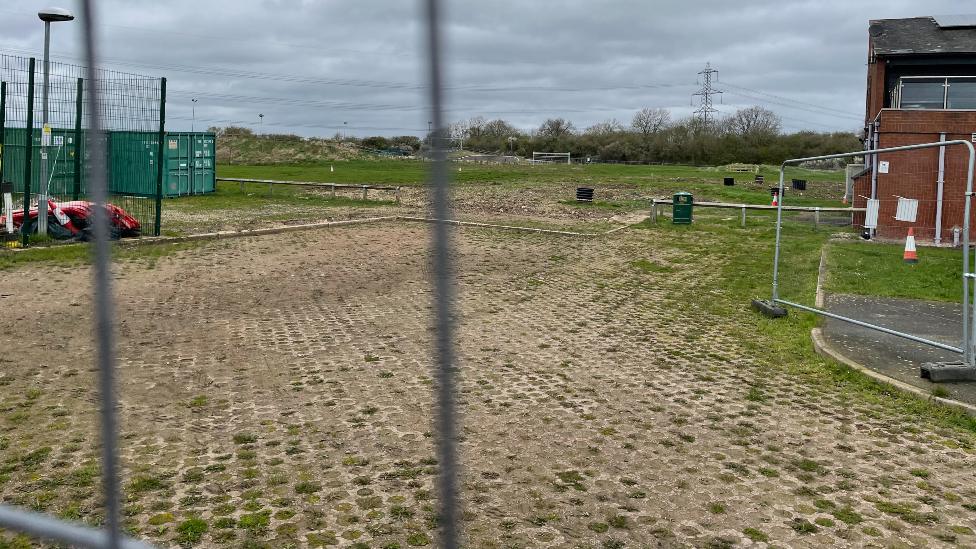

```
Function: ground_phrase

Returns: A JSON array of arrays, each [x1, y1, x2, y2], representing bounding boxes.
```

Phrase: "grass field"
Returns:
[[218, 160, 846, 207], [825, 241, 963, 303]]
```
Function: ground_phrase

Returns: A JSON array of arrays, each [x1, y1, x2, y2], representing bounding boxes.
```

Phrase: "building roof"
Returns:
[[870, 16, 976, 56]]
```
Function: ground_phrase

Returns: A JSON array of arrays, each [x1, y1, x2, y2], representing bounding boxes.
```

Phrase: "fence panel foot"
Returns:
[[920, 362, 976, 382]]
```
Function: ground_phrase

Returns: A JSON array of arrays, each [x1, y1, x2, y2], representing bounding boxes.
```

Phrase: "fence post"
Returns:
[[72, 78, 83, 200], [814, 207, 820, 229], [741, 205, 746, 227], [22, 58, 36, 248], [395, 186, 401, 204], [153, 77, 166, 237], [362, 185, 368, 200], [0, 81, 6, 187]]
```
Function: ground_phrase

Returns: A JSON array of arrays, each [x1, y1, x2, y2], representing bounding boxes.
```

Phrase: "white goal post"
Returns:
[[531, 152, 571, 164]]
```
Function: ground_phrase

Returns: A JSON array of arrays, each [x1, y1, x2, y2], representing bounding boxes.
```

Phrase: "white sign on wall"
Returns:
[[972, 132, 976, 143], [878, 160, 890, 174]]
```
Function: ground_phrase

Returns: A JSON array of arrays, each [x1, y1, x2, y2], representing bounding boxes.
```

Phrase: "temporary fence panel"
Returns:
[[767, 140, 976, 367], [0, 0, 461, 547]]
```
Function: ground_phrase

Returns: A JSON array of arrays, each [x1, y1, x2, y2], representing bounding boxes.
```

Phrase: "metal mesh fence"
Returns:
[[771, 141, 976, 365], [0, 52, 164, 247], [0, 0, 456, 547]]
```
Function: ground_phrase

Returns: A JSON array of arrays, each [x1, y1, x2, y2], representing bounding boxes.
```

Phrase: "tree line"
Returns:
[[442, 107, 860, 166], [211, 105, 861, 166]]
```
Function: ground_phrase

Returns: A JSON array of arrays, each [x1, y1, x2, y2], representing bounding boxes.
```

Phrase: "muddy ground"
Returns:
[[1, 218, 975, 548]]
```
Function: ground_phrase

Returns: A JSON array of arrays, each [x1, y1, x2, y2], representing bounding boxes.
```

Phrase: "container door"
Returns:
[[166, 134, 191, 196]]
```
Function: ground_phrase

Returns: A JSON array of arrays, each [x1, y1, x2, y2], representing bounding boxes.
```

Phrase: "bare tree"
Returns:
[[481, 119, 519, 139], [724, 106, 781, 142], [538, 118, 576, 137], [631, 107, 671, 137], [585, 118, 624, 136], [465, 116, 487, 139]]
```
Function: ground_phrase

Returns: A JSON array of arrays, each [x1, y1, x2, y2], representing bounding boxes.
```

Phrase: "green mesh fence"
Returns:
[[0, 53, 164, 245]]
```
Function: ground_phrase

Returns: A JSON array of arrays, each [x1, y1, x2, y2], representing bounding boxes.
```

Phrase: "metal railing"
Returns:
[[217, 176, 402, 202], [0, 0, 461, 547], [651, 198, 863, 227], [769, 140, 976, 366]]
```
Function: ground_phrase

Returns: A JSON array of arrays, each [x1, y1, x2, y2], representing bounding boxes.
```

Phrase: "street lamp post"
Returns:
[[37, 7, 74, 236], [258, 113, 264, 128], [191, 98, 198, 132]]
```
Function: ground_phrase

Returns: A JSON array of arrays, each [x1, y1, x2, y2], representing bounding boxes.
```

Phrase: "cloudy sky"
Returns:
[[0, 0, 967, 137]]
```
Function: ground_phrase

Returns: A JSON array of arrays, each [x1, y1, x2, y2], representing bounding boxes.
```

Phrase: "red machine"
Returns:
[[0, 200, 141, 240]]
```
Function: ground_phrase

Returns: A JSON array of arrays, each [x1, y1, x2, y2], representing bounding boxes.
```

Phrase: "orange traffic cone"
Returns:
[[904, 227, 918, 264]]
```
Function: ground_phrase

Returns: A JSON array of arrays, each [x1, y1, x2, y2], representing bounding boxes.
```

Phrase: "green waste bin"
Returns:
[[673, 192, 693, 224]]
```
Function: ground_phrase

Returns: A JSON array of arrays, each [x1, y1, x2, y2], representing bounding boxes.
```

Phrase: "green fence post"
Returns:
[[1, 81, 7, 186], [153, 77, 166, 237], [22, 58, 36, 248], [72, 77, 82, 201]]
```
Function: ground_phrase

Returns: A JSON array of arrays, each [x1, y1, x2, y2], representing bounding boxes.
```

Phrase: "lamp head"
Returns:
[[38, 7, 75, 22]]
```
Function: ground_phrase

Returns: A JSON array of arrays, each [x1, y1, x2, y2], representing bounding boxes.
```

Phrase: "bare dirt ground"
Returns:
[[2, 222, 976, 548]]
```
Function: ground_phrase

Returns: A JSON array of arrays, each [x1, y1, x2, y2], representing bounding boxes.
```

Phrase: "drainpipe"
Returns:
[[935, 132, 946, 245], [870, 120, 880, 237]]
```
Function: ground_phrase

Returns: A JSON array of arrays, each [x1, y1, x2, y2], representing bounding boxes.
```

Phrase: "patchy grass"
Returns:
[[0, 240, 204, 271], [219, 160, 844, 191], [824, 240, 961, 303], [640, 211, 976, 435]]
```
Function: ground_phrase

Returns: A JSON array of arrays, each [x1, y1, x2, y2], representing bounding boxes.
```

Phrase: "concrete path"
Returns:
[[821, 293, 976, 405]]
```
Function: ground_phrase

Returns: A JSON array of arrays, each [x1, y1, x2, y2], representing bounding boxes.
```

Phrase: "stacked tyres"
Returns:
[[724, 177, 734, 186], [576, 187, 594, 202], [792, 179, 807, 191]]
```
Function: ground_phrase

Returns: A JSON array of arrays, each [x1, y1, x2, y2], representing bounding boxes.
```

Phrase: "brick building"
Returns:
[[853, 15, 976, 243]]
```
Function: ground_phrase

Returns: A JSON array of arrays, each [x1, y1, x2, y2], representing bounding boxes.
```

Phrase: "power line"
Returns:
[[692, 62, 722, 127], [722, 82, 861, 118]]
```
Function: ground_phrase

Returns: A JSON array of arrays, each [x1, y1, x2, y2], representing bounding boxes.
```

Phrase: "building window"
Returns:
[[948, 80, 976, 109], [898, 77, 976, 110]]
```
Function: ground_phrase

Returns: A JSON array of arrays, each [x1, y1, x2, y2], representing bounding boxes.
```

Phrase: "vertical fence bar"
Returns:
[[0, 81, 6, 186], [153, 77, 166, 237], [770, 166, 786, 301], [72, 77, 82, 200], [423, 0, 461, 547], [963, 144, 975, 366], [22, 58, 35, 248], [79, 1, 123, 547]]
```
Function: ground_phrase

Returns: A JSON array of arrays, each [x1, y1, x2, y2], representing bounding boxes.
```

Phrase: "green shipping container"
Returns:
[[1, 129, 215, 198], [0, 127, 84, 198], [162, 132, 215, 196]]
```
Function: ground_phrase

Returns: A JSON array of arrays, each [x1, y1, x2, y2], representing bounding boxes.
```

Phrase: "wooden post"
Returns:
[[395, 186, 401, 204], [815, 207, 820, 229], [741, 206, 746, 227], [362, 185, 368, 200], [331, 184, 336, 198], [269, 181, 273, 196]]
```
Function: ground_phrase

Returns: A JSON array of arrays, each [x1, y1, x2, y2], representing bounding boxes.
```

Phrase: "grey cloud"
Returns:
[[0, 0, 966, 136]]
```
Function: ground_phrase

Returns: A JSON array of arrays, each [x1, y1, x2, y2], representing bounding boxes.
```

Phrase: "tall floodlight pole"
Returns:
[[37, 7, 75, 236], [258, 113, 264, 128], [191, 98, 197, 132]]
